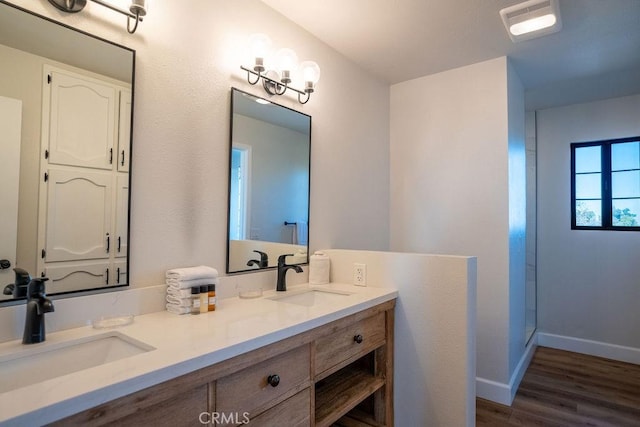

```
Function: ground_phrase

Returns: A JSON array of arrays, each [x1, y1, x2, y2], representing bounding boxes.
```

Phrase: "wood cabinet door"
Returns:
[[47, 68, 116, 170], [44, 168, 112, 262]]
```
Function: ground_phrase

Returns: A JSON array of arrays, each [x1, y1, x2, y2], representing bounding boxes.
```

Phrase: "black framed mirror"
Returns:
[[0, 1, 134, 303], [227, 88, 310, 273]]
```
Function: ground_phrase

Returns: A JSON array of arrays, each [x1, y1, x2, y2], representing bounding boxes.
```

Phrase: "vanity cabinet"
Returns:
[[52, 299, 395, 427]]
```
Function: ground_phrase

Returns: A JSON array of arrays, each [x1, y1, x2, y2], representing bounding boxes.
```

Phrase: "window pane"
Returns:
[[612, 141, 640, 171], [612, 170, 640, 198], [575, 173, 601, 199], [575, 200, 601, 226], [575, 146, 601, 173], [612, 198, 640, 227]]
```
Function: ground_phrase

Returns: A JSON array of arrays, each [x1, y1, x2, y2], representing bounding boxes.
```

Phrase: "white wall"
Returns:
[[0, 0, 389, 341], [323, 249, 476, 427], [537, 94, 640, 351], [390, 57, 527, 401], [4, 0, 390, 286]]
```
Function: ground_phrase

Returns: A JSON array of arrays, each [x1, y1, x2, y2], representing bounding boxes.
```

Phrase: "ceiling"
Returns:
[[261, 0, 640, 109]]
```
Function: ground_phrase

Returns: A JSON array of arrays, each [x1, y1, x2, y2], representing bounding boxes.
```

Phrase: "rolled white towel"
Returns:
[[166, 287, 192, 299], [166, 277, 217, 289], [166, 294, 191, 307], [166, 266, 218, 281], [166, 303, 190, 315]]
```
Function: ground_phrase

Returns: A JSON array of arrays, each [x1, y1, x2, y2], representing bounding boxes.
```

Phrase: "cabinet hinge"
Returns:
[[44, 172, 48, 182], [47, 74, 51, 84], [41, 249, 46, 259], [44, 149, 49, 159]]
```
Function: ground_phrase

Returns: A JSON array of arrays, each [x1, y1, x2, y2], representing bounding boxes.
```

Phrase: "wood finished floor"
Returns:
[[476, 346, 640, 426]]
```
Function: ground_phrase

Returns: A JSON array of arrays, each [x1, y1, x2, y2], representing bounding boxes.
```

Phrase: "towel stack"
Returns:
[[165, 265, 218, 314]]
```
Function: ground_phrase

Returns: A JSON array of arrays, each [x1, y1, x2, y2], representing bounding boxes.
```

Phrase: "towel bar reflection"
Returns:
[[284, 221, 297, 226]]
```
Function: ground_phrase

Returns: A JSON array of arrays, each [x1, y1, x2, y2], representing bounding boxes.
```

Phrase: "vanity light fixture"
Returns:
[[48, 0, 147, 34], [241, 33, 321, 104], [499, 0, 561, 43]]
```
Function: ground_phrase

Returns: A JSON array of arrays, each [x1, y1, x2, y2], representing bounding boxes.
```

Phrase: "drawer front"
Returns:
[[315, 312, 386, 375], [246, 388, 311, 427], [216, 345, 310, 419]]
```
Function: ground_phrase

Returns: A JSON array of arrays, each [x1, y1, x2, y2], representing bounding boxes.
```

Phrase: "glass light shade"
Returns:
[[275, 48, 298, 73], [510, 14, 556, 36], [248, 33, 272, 62], [300, 61, 321, 87]]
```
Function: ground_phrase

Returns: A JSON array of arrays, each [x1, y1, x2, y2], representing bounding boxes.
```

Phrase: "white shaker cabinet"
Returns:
[[115, 174, 129, 258], [36, 65, 131, 289], [117, 89, 132, 172], [46, 68, 117, 170], [43, 168, 112, 263]]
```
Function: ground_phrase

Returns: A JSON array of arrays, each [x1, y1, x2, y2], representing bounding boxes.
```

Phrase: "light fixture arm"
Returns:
[[48, 0, 145, 33], [241, 65, 314, 104]]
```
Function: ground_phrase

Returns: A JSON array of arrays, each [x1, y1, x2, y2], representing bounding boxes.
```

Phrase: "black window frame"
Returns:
[[571, 136, 640, 231]]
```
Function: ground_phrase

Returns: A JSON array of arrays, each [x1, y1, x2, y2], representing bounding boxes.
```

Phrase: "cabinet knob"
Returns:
[[354, 334, 364, 344], [267, 374, 280, 387]]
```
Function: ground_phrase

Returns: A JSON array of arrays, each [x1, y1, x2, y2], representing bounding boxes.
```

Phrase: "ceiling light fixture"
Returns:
[[48, 0, 147, 34], [500, 0, 561, 43], [241, 33, 320, 105]]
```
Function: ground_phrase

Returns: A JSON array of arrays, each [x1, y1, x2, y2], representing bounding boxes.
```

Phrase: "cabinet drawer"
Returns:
[[215, 345, 310, 420], [315, 312, 386, 376], [246, 388, 311, 427]]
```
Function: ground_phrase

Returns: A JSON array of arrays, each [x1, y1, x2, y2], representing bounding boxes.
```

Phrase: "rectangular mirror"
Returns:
[[0, 1, 134, 303], [227, 88, 310, 273]]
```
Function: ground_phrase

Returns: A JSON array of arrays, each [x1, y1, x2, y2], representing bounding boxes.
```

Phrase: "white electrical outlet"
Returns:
[[353, 263, 366, 286]]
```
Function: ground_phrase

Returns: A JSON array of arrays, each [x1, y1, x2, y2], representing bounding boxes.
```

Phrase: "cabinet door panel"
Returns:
[[45, 168, 111, 262], [115, 174, 128, 258], [45, 261, 109, 293], [48, 69, 116, 170], [117, 89, 131, 172]]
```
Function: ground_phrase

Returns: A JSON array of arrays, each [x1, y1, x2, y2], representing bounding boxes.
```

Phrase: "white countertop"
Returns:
[[0, 283, 397, 426]]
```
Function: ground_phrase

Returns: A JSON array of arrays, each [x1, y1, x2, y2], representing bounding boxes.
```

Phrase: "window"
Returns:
[[571, 137, 640, 230]]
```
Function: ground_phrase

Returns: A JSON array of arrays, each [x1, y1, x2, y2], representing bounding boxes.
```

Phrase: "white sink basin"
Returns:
[[267, 288, 353, 307], [0, 331, 154, 393]]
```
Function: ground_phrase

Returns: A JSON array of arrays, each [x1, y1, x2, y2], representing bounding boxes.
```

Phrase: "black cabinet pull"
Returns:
[[354, 334, 364, 344], [109, 148, 113, 164], [118, 236, 122, 253], [117, 267, 121, 284], [121, 150, 125, 167], [267, 374, 280, 387], [105, 268, 109, 285], [106, 234, 110, 253]]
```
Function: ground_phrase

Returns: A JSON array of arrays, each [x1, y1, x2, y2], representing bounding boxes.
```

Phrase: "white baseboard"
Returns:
[[476, 333, 538, 405], [537, 332, 640, 365]]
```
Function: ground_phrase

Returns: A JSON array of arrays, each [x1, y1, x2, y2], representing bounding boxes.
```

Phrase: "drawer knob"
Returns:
[[267, 374, 281, 387], [354, 334, 364, 344]]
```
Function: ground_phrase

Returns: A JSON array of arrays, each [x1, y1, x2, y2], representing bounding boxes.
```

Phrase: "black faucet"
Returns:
[[247, 250, 269, 268], [23, 277, 54, 344], [3, 267, 31, 298], [276, 254, 303, 292]]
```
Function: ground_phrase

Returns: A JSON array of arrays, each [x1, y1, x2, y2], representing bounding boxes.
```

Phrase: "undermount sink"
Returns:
[[267, 288, 353, 307], [0, 331, 154, 394]]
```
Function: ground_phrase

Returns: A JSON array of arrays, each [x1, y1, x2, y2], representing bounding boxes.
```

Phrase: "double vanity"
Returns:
[[0, 284, 397, 426]]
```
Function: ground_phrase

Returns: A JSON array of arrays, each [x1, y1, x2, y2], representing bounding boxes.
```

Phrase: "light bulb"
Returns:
[[300, 61, 321, 92], [248, 33, 272, 72], [275, 48, 298, 84], [510, 14, 556, 36]]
